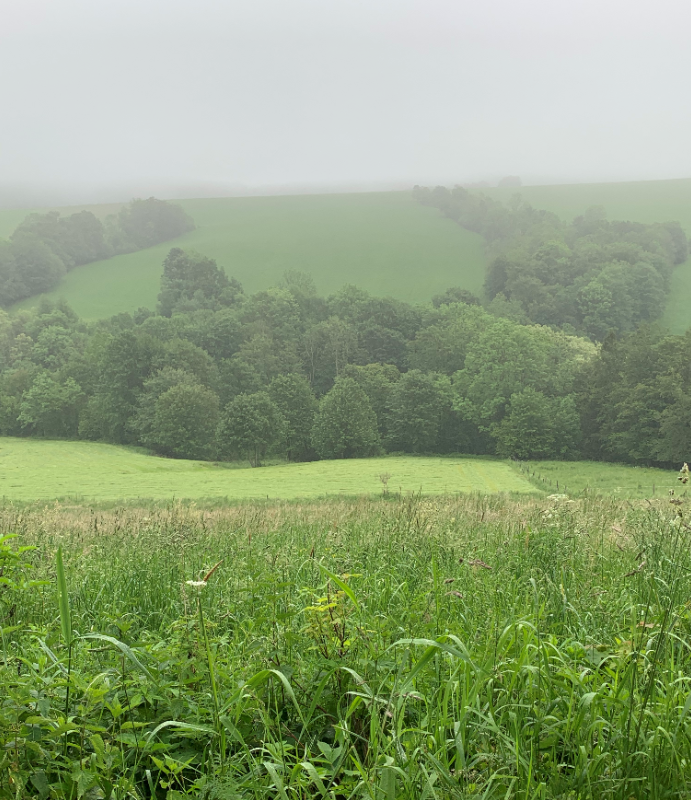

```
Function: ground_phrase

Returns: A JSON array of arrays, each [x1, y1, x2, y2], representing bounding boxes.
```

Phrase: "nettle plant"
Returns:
[[0, 534, 45, 639]]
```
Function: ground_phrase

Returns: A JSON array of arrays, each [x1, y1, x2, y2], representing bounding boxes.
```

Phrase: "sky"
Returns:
[[2, 0, 691, 203]]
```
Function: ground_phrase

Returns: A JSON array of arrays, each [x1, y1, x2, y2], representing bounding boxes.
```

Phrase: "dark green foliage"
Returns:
[[131, 368, 198, 444], [18, 373, 84, 437], [3, 232, 688, 467], [158, 248, 242, 316], [0, 199, 195, 308], [341, 362, 400, 440], [117, 196, 195, 249], [144, 382, 220, 459], [418, 188, 686, 339], [493, 388, 581, 459], [385, 370, 451, 453], [431, 286, 481, 308], [13, 210, 109, 267], [311, 377, 381, 459], [217, 391, 286, 466], [269, 374, 318, 461]]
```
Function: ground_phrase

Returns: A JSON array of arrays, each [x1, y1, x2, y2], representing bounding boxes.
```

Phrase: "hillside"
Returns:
[[2, 192, 486, 319], [485, 178, 691, 333]]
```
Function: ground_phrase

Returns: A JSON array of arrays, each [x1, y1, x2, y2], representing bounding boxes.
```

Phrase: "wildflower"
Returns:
[[678, 463, 690, 484], [186, 580, 207, 589]]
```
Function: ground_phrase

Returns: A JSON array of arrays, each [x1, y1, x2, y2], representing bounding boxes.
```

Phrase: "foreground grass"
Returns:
[[7, 192, 486, 318], [0, 438, 536, 501], [2, 493, 691, 798]]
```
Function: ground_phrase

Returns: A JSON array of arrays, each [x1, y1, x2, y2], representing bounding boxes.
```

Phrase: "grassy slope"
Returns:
[[487, 178, 691, 333], [0, 437, 534, 501], [4, 193, 486, 319]]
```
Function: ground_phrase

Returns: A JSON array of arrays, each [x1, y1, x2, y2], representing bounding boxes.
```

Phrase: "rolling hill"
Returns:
[[2, 192, 486, 319], [4, 179, 691, 330]]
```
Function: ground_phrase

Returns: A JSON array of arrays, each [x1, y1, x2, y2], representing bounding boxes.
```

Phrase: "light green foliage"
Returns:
[[145, 383, 220, 460], [2, 494, 691, 797], [7, 193, 486, 318], [0, 438, 537, 500], [217, 391, 286, 466], [454, 320, 593, 429], [311, 377, 381, 459]]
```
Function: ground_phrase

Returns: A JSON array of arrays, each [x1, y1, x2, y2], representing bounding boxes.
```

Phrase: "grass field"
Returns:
[[4, 493, 691, 797], [520, 459, 680, 499], [4, 192, 486, 319], [0, 437, 535, 501], [487, 178, 691, 333]]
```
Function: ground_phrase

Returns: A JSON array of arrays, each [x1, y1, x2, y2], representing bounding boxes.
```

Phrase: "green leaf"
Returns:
[[81, 633, 154, 680], [56, 547, 71, 648], [318, 564, 360, 613]]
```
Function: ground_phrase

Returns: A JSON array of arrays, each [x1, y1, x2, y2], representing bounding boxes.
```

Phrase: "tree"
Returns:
[[130, 368, 198, 444], [431, 287, 480, 308], [217, 392, 286, 466], [311, 377, 380, 459], [118, 198, 195, 249], [145, 383, 220, 460], [18, 373, 84, 437], [493, 389, 580, 459], [269, 374, 318, 461], [158, 248, 236, 316], [408, 305, 489, 374], [341, 363, 400, 439], [385, 370, 449, 453]]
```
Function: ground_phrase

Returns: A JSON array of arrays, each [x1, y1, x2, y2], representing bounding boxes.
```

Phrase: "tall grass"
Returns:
[[2, 493, 691, 798]]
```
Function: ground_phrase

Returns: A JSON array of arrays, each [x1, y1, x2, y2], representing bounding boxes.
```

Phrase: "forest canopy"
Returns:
[[0, 198, 194, 306], [414, 185, 687, 339]]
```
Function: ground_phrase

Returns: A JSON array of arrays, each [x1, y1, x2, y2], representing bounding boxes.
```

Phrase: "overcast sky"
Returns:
[[2, 0, 691, 201]]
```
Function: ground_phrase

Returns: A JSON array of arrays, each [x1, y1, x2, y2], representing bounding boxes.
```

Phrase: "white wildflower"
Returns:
[[186, 580, 207, 589]]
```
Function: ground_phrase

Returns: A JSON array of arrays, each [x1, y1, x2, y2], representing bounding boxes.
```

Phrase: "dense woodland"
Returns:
[[414, 185, 687, 339], [0, 198, 194, 305], [0, 191, 688, 466]]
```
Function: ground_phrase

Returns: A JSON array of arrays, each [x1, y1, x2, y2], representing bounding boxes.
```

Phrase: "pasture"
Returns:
[[0, 437, 536, 502], [4, 192, 486, 319], [519, 459, 680, 499]]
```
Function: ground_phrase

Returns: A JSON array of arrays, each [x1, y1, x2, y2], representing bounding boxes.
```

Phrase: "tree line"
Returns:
[[0, 198, 194, 306], [0, 246, 598, 463], [413, 185, 687, 340], [1, 227, 689, 466]]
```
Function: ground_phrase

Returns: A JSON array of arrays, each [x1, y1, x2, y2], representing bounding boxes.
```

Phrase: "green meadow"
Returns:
[[0, 436, 682, 504], [521, 458, 680, 499], [487, 178, 691, 333], [0, 437, 535, 502], [4, 192, 486, 319]]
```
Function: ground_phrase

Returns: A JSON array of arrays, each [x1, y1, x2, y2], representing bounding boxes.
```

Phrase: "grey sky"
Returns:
[[2, 0, 690, 201]]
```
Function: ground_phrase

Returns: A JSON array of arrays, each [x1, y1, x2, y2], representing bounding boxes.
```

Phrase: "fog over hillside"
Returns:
[[2, 0, 691, 205]]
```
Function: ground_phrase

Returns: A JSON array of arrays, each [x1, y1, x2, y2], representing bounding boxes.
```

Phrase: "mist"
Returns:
[[3, 0, 691, 205]]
